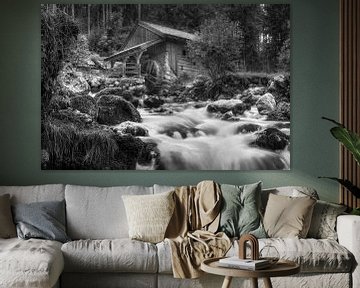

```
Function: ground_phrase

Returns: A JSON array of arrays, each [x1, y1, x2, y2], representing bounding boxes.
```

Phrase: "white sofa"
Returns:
[[0, 184, 358, 288]]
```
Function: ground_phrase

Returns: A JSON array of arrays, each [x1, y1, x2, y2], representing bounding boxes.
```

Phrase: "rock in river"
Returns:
[[207, 99, 249, 116], [253, 128, 289, 150], [97, 95, 141, 125], [256, 93, 276, 115]]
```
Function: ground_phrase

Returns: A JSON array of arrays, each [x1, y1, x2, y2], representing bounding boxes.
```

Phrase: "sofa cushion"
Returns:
[[307, 200, 347, 240], [12, 200, 70, 243], [218, 182, 266, 238], [261, 186, 319, 213], [0, 238, 64, 288], [263, 194, 316, 238], [0, 184, 65, 204], [158, 238, 353, 274], [122, 191, 175, 243], [0, 194, 16, 238], [65, 185, 153, 239], [61, 239, 158, 273]]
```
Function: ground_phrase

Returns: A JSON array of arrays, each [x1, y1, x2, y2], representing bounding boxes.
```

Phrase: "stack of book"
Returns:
[[218, 257, 271, 270]]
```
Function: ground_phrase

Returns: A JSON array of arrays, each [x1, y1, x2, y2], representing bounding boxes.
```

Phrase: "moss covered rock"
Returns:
[[70, 95, 97, 118], [97, 95, 141, 125]]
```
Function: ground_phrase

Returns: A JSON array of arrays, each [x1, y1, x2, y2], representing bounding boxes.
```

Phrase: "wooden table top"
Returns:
[[201, 257, 300, 278]]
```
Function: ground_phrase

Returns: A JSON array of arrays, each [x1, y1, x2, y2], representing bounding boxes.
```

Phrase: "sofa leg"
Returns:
[[251, 278, 258, 288]]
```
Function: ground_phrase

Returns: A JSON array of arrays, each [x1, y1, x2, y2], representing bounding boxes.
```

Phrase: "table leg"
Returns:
[[263, 277, 273, 288], [251, 278, 258, 288], [221, 276, 233, 288]]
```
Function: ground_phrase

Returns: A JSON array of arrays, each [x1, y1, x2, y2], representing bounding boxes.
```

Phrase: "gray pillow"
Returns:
[[12, 200, 70, 243], [307, 200, 347, 240], [218, 182, 266, 238]]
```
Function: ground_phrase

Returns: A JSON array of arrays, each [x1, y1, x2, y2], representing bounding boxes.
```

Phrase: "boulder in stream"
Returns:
[[207, 99, 248, 116], [114, 121, 149, 137], [253, 128, 289, 150], [256, 93, 276, 115], [97, 95, 141, 125]]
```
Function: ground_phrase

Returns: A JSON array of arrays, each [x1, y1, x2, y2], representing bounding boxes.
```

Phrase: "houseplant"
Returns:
[[320, 117, 360, 215]]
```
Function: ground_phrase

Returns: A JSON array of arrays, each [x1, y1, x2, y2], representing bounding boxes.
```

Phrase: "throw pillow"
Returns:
[[307, 200, 347, 240], [122, 190, 175, 243], [218, 182, 266, 238], [12, 200, 70, 243], [263, 193, 316, 238], [0, 194, 16, 238]]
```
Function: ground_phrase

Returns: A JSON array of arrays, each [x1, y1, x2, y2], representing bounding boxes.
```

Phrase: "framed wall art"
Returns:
[[41, 4, 290, 170]]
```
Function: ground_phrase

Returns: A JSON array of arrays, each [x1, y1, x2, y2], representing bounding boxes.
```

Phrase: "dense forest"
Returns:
[[41, 4, 291, 170], [42, 4, 289, 72]]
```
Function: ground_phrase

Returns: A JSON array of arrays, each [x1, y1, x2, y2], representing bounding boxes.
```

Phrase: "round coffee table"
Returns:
[[201, 257, 300, 288]]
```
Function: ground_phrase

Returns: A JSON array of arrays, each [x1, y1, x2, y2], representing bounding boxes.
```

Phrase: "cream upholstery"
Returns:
[[0, 238, 63, 288], [61, 239, 158, 273], [65, 185, 153, 239]]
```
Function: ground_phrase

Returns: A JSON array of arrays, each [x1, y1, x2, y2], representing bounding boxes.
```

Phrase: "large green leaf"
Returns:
[[318, 177, 360, 198], [323, 117, 360, 165]]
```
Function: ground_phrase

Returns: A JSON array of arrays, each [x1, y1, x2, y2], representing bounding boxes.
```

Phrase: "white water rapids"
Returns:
[[133, 101, 290, 170]]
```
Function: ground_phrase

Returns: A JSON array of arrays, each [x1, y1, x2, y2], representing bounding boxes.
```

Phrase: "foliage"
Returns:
[[277, 37, 290, 72], [70, 95, 97, 118], [320, 117, 360, 199], [88, 27, 104, 53], [187, 14, 243, 82], [261, 5, 290, 73], [42, 118, 137, 169], [41, 6, 79, 115]]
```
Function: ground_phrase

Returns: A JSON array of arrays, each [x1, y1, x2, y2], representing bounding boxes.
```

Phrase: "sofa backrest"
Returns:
[[65, 184, 153, 240], [0, 184, 65, 204]]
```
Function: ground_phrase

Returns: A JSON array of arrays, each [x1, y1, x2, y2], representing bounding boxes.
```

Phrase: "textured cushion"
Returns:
[[307, 200, 347, 240], [0, 184, 65, 204], [0, 194, 16, 238], [12, 200, 70, 243], [263, 194, 316, 238], [122, 191, 175, 243], [65, 185, 153, 239], [218, 182, 266, 238], [61, 239, 158, 273], [0, 238, 64, 288], [261, 186, 319, 213]]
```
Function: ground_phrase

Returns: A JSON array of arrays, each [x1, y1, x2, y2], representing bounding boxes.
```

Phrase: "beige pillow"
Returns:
[[122, 191, 175, 243], [0, 194, 17, 238], [263, 193, 316, 238]]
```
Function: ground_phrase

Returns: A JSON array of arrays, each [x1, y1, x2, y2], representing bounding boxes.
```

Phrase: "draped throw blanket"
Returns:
[[165, 181, 231, 278]]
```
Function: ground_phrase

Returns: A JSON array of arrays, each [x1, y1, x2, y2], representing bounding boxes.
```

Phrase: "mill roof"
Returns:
[[139, 21, 197, 41]]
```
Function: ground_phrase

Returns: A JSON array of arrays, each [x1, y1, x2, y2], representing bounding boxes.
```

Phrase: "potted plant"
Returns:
[[320, 117, 360, 215]]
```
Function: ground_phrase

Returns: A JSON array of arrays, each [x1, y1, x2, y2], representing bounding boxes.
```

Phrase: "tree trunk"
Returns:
[[87, 4, 91, 36], [72, 4, 75, 19], [103, 4, 106, 30]]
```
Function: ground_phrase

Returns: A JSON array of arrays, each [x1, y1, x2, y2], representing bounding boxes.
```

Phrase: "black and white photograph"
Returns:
[[41, 4, 290, 170]]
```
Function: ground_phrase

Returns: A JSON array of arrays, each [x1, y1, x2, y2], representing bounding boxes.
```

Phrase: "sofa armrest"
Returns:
[[337, 215, 360, 288]]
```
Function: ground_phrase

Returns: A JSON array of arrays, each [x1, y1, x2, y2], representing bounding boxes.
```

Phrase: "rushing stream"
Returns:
[[134, 101, 290, 170]]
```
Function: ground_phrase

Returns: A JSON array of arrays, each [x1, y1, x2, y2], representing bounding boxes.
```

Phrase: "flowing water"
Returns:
[[136, 101, 290, 170]]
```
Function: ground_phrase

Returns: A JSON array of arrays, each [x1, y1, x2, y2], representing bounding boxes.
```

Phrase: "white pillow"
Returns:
[[122, 191, 175, 243]]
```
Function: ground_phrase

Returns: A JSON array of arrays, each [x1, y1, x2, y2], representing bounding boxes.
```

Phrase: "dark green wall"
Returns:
[[0, 0, 340, 202]]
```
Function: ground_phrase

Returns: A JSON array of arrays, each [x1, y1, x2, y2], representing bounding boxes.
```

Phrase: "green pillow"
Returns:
[[218, 182, 266, 238]]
